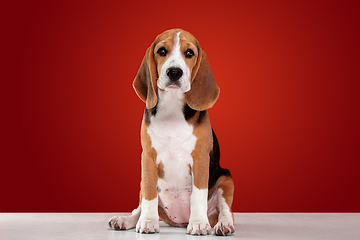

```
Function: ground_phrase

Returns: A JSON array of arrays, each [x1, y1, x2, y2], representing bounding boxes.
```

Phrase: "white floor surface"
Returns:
[[1, 213, 359, 240]]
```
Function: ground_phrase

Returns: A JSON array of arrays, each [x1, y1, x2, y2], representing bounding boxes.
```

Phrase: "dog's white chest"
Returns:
[[147, 90, 197, 181]]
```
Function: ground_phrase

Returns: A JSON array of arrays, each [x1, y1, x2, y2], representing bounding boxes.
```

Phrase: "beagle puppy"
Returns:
[[109, 29, 234, 236]]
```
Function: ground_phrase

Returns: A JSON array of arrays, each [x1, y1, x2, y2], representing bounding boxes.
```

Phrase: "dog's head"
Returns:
[[133, 29, 219, 111]]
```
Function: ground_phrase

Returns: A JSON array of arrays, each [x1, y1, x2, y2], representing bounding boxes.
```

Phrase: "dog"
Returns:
[[109, 29, 234, 236]]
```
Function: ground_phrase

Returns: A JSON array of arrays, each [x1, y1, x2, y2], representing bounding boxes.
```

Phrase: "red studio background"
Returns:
[[1, 1, 359, 213]]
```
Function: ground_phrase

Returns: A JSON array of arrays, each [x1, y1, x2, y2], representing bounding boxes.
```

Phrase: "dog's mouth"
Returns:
[[157, 78, 190, 92], [165, 82, 181, 90]]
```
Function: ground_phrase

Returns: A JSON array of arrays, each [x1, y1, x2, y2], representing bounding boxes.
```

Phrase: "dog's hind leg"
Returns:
[[208, 176, 235, 236], [109, 205, 140, 230]]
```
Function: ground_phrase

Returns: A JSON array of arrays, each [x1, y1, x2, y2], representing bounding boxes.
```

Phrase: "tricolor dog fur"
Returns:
[[109, 29, 235, 236]]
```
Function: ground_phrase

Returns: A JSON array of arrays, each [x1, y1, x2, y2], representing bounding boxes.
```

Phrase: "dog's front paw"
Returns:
[[214, 221, 235, 236], [187, 222, 211, 235], [108, 215, 137, 230], [136, 219, 159, 234]]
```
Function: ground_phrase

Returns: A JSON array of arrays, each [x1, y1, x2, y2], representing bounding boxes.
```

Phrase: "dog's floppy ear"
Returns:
[[133, 42, 158, 109], [185, 48, 220, 111]]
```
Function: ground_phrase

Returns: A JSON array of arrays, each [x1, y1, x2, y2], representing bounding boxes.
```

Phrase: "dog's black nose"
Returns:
[[166, 67, 183, 81]]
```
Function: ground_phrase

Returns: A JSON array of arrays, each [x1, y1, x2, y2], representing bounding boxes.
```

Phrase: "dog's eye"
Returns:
[[185, 49, 195, 58], [157, 47, 167, 57]]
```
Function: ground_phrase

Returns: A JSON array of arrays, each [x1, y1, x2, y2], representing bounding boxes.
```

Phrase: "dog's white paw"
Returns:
[[136, 219, 160, 234], [108, 215, 137, 230], [187, 222, 211, 235], [214, 221, 235, 236]]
